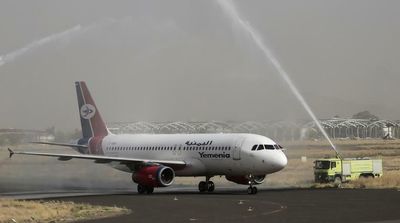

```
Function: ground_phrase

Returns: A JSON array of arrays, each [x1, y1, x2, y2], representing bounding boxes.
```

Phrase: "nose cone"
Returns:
[[272, 151, 287, 172]]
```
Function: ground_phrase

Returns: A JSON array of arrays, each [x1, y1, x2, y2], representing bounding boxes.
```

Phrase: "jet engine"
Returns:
[[225, 175, 265, 185], [132, 165, 175, 187]]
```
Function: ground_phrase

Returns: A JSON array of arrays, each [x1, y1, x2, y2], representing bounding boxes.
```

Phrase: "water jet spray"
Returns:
[[0, 25, 82, 67], [217, 0, 340, 156]]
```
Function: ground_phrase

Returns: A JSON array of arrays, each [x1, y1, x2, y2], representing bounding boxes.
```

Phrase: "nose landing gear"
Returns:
[[247, 174, 258, 194], [198, 176, 215, 192], [247, 186, 258, 194]]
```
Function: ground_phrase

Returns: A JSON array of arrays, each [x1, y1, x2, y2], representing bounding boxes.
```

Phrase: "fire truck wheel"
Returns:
[[334, 176, 342, 185]]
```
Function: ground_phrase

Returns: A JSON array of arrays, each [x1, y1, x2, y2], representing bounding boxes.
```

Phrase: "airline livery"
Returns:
[[9, 81, 287, 194]]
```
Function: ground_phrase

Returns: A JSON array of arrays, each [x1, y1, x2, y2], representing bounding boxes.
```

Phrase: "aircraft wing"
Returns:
[[7, 148, 186, 169], [31, 141, 88, 149]]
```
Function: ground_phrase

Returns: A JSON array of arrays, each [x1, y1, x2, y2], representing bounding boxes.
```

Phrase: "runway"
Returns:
[[48, 188, 400, 223]]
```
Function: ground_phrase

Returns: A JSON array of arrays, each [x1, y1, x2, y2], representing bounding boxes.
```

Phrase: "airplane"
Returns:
[[8, 81, 287, 194]]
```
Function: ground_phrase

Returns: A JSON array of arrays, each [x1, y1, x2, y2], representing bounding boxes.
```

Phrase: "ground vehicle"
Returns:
[[314, 157, 383, 184]]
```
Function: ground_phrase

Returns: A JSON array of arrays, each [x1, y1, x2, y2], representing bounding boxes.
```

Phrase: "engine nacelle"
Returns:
[[132, 165, 175, 187], [225, 175, 265, 185]]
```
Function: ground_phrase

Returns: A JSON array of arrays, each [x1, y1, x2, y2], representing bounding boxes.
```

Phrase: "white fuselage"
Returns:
[[100, 133, 287, 176]]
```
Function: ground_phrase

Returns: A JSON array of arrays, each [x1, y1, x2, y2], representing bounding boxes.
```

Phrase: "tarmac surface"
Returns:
[[49, 188, 400, 223]]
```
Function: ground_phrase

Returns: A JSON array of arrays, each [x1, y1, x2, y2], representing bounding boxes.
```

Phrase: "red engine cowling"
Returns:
[[132, 165, 175, 187], [225, 175, 265, 185]]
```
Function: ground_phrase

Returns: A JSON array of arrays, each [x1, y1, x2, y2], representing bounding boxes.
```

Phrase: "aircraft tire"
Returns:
[[252, 186, 258, 194], [247, 186, 257, 194], [207, 181, 215, 192], [137, 184, 146, 194], [198, 181, 207, 192], [247, 187, 253, 194], [146, 186, 154, 194]]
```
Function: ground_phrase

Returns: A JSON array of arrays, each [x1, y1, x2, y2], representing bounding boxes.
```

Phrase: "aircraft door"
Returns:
[[172, 144, 182, 160], [233, 138, 244, 160]]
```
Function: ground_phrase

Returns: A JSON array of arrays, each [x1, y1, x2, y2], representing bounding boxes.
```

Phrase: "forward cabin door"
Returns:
[[233, 138, 244, 160]]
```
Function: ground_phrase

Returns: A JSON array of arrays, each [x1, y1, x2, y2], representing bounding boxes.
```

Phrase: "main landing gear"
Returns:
[[247, 174, 258, 195], [137, 184, 154, 194], [198, 176, 215, 192]]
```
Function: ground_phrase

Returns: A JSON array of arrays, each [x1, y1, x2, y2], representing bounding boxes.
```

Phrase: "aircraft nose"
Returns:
[[280, 151, 288, 168], [273, 151, 287, 171]]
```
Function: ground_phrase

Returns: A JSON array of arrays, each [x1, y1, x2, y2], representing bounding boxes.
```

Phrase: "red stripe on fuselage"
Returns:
[[88, 136, 104, 155]]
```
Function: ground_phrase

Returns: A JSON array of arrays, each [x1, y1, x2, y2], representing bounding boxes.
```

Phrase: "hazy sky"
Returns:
[[0, 0, 399, 130]]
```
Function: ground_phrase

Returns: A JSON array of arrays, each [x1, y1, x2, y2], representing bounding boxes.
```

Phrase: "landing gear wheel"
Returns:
[[247, 186, 258, 194], [146, 186, 154, 194], [198, 181, 207, 192], [252, 186, 258, 194], [137, 184, 154, 194], [137, 184, 146, 194], [207, 181, 215, 192], [247, 187, 253, 194]]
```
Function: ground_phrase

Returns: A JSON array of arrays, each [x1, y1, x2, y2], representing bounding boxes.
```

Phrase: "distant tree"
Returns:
[[352, 111, 379, 120], [0, 135, 7, 146], [68, 129, 82, 140], [54, 130, 67, 142], [55, 129, 82, 142], [45, 126, 56, 135], [8, 133, 23, 145]]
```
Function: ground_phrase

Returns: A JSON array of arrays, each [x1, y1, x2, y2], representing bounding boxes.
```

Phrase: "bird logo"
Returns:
[[80, 104, 96, 119]]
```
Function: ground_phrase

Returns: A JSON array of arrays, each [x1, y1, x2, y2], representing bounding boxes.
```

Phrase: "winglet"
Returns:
[[8, 148, 14, 158]]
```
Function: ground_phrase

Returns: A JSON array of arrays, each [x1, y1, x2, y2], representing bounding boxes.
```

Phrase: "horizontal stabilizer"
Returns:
[[8, 148, 14, 158], [31, 141, 88, 149]]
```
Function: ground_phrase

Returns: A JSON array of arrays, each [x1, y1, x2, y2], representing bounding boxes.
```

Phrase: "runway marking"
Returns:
[[240, 199, 287, 219], [159, 196, 287, 221]]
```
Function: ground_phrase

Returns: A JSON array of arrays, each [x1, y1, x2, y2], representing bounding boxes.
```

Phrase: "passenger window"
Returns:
[[257, 145, 265, 150]]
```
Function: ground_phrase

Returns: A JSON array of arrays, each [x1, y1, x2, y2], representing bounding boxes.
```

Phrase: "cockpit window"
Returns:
[[252, 144, 280, 151], [265, 145, 275, 150]]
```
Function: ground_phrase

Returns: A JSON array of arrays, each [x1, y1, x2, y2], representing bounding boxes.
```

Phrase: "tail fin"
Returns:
[[75, 81, 109, 138]]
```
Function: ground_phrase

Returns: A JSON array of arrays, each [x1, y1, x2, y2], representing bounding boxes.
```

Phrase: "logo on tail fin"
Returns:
[[80, 104, 96, 119]]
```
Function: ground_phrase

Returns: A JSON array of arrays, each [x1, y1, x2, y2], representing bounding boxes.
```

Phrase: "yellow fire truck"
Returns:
[[314, 157, 383, 184]]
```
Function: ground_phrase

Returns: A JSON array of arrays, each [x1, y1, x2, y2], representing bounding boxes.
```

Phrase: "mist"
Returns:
[[1, 0, 399, 131]]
